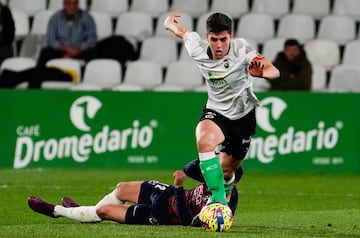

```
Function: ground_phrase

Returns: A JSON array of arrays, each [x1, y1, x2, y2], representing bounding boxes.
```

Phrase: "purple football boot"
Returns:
[[28, 196, 57, 218]]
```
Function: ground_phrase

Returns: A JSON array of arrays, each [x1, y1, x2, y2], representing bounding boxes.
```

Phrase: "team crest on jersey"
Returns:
[[224, 59, 229, 68]]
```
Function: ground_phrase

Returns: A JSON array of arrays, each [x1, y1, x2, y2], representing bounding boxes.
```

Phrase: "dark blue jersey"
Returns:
[[138, 180, 211, 225]]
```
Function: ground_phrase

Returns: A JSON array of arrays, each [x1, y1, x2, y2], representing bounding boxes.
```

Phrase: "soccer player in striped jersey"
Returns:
[[164, 11, 280, 204]]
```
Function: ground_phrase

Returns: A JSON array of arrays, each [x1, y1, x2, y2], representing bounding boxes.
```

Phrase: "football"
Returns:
[[198, 202, 233, 232]]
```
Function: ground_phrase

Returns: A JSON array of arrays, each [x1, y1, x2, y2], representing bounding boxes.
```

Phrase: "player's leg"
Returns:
[[95, 181, 141, 208], [115, 181, 143, 203], [221, 108, 256, 194], [196, 119, 227, 204], [28, 196, 102, 223], [97, 203, 157, 225], [219, 153, 242, 194], [95, 204, 129, 223]]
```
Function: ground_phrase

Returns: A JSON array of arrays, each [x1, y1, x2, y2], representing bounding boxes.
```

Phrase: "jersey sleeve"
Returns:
[[234, 38, 259, 65], [183, 158, 205, 183], [184, 32, 206, 59], [175, 187, 193, 226]]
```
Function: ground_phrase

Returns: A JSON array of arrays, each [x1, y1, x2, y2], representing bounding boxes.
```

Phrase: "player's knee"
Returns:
[[96, 205, 111, 219], [115, 182, 128, 198], [196, 138, 217, 152]]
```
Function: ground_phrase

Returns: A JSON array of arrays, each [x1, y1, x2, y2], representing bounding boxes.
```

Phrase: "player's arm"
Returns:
[[249, 55, 280, 80], [164, 11, 190, 40], [173, 170, 192, 226], [183, 158, 205, 182]]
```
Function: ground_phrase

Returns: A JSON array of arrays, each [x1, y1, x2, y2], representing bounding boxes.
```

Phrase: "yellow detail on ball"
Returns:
[[198, 202, 233, 232]]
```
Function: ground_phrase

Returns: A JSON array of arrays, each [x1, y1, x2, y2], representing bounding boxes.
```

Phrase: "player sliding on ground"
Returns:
[[164, 11, 280, 204], [28, 164, 241, 226]]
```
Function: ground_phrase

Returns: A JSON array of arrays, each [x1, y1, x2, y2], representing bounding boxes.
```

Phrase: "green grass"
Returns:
[[0, 168, 359, 238]]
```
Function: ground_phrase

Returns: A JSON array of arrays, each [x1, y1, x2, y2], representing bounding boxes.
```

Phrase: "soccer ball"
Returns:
[[198, 202, 233, 232]]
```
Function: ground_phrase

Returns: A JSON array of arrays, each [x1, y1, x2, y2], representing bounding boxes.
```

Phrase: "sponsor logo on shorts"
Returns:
[[205, 112, 216, 119]]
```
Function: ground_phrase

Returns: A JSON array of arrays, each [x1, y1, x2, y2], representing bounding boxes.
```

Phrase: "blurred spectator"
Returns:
[[0, 3, 15, 65], [0, 67, 75, 88], [267, 39, 312, 91], [37, 0, 97, 67]]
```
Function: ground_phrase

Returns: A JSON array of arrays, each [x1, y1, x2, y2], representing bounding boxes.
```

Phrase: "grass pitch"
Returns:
[[0, 168, 359, 238]]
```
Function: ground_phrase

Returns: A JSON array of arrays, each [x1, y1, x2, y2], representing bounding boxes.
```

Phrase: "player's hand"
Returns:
[[173, 170, 186, 188], [164, 10, 180, 30], [248, 60, 264, 77], [164, 11, 189, 39]]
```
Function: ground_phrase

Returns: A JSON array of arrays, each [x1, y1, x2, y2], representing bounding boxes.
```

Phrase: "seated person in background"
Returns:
[[0, 3, 15, 65], [37, 0, 97, 67], [267, 39, 312, 91]]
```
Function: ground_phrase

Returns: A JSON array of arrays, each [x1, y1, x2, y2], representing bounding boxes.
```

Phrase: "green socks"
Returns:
[[199, 157, 227, 204]]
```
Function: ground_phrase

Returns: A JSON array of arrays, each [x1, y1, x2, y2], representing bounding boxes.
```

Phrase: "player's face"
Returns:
[[206, 31, 232, 60], [63, 0, 79, 16]]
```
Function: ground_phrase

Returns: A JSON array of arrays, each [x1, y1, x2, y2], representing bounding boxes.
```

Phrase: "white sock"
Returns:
[[54, 205, 102, 222], [224, 173, 235, 185], [199, 151, 217, 161], [95, 190, 124, 209]]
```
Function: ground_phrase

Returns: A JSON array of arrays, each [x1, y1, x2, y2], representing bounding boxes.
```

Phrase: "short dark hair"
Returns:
[[284, 39, 301, 48], [206, 13, 232, 35]]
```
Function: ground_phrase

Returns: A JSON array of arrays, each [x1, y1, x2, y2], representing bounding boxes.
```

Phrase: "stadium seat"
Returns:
[[317, 15, 356, 45], [89, 0, 128, 18], [114, 12, 153, 43], [11, 9, 30, 39], [130, 0, 169, 18], [41, 58, 82, 89], [0, 57, 36, 71], [209, 0, 249, 19], [251, 0, 290, 19], [277, 13, 315, 44], [139, 36, 178, 68], [154, 60, 203, 91], [245, 38, 259, 51], [89, 11, 113, 41], [194, 84, 207, 92], [292, 0, 330, 20], [196, 12, 214, 39], [332, 0, 360, 21], [304, 39, 340, 71], [19, 35, 46, 60], [261, 38, 286, 62], [178, 45, 191, 61], [9, 0, 46, 16], [155, 11, 193, 42], [71, 59, 122, 90], [112, 60, 163, 91], [30, 10, 55, 35], [311, 64, 327, 91], [328, 65, 360, 92], [236, 13, 275, 44], [0, 57, 36, 88], [48, 0, 87, 11], [170, 0, 209, 18], [342, 41, 360, 66]]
